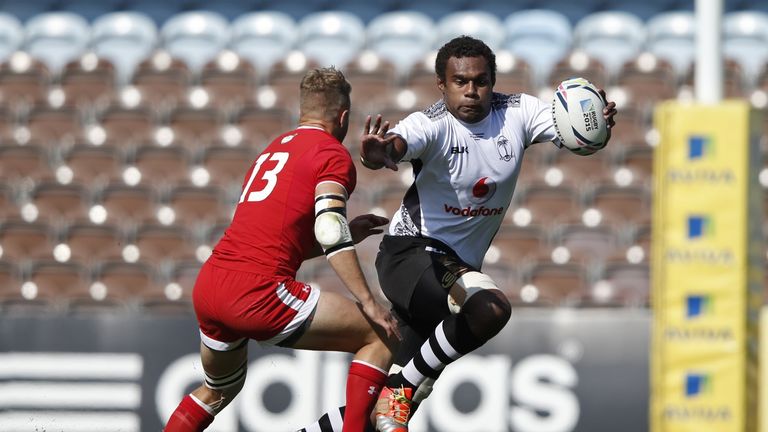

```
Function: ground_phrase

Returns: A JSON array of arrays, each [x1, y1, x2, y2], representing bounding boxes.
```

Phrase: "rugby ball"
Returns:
[[551, 78, 608, 155]]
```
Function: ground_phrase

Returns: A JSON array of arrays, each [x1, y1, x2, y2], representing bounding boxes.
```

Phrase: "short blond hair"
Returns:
[[299, 67, 351, 121]]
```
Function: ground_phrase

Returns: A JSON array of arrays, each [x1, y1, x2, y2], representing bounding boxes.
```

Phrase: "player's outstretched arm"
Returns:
[[360, 114, 406, 171], [313, 182, 400, 340]]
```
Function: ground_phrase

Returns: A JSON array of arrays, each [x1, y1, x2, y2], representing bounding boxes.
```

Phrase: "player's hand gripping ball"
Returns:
[[551, 77, 608, 156]]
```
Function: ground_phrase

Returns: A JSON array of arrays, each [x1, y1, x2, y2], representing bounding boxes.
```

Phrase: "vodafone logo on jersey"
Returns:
[[470, 177, 497, 204], [444, 177, 503, 217]]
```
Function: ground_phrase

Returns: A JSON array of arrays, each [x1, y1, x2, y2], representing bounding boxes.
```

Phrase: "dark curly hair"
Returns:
[[435, 36, 496, 85]]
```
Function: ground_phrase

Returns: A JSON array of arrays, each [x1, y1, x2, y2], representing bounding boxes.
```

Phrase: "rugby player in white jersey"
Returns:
[[299, 35, 617, 432]]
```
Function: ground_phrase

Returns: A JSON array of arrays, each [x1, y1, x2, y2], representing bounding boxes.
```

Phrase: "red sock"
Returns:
[[164, 394, 215, 432], [342, 360, 388, 432]]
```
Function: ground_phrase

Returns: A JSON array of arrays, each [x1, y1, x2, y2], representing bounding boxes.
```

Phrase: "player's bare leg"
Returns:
[[290, 291, 396, 432], [164, 342, 248, 431]]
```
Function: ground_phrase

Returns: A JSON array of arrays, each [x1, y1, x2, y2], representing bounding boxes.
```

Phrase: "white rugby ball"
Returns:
[[551, 77, 608, 155]]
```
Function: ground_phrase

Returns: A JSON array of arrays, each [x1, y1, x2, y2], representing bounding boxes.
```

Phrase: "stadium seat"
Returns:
[[26, 104, 82, 144], [60, 55, 116, 111], [131, 51, 190, 111], [1, 0, 55, 23], [646, 11, 696, 80], [0, 13, 23, 64], [200, 145, 256, 189], [167, 184, 228, 227], [0, 143, 50, 184], [259, 0, 326, 21], [532, 0, 602, 24], [0, 260, 22, 303], [366, 11, 436, 79], [62, 142, 123, 186], [547, 51, 608, 91], [98, 103, 155, 146], [492, 225, 549, 263], [160, 11, 230, 75], [435, 11, 504, 51], [27, 260, 88, 304], [493, 52, 535, 95], [233, 103, 294, 145], [595, 261, 650, 307], [615, 146, 655, 188], [617, 53, 677, 110], [185, 0, 258, 21], [230, 12, 298, 78], [92, 260, 158, 302], [63, 222, 124, 265], [297, 11, 366, 68], [264, 54, 320, 114], [548, 146, 611, 186], [515, 185, 582, 228], [24, 12, 90, 76], [574, 11, 645, 79], [468, 0, 525, 19], [0, 52, 50, 110], [27, 182, 90, 224], [604, 0, 676, 21], [123, 0, 185, 24], [398, 0, 465, 21], [133, 224, 195, 264], [0, 221, 53, 262], [724, 10, 768, 85], [98, 183, 158, 226], [683, 58, 748, 98], [343, 53, 399, 114], [0, 184, 19, 221], [91, 12, 159, 85], [587, 184, 650, 228], [503, 10, 573, 88], [523, 262, 588, 306], [200, 51, 258, 113], [166, 104, 220, 149], [132, 144, 191, 187], [551, 224, 621, 264], [58, 0, 121, 22]]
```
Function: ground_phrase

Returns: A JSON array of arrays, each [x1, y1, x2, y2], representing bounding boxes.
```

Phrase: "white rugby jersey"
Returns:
[[388, 92, 560, 269]]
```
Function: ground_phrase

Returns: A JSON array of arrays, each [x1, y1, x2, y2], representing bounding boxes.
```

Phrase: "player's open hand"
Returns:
[[348, 213, 389, 244], [360, 114, 399, 171], [361, 300, 402, 342]]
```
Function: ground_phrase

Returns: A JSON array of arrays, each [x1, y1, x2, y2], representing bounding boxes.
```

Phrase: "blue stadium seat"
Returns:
[[92, 12, 158, 85], [160, 11, 230, 74], [574, 11, 646, 78], [435, 11, 505, 51], [724, 11, 768, 85], [258, 0, 326, 21], [184, 0, 258, 21], [24, 12, 90, 75], [366, 11, 435, 79], [603, 0, 676, 21], [58, 0, 122, 22], [0, 13, 23, 64], [297, 11, 366, 68], [531, 0, 602, 23], [646, 11, 695, 79], [230, 11, 298, 76], [398, 0, 466, 21], [468, 0, 526, 20], [122, 0, 185, 25], [330, 0, 394, 24], [503, 9, 572, 87], [0, 0, 56, 22]]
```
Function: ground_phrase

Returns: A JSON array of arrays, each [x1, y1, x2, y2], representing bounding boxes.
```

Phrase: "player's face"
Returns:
[[438, 56, 493, 123]]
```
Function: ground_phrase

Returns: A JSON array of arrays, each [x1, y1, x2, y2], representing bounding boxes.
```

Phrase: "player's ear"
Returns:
[[437, 76, 446, 93], [339, 109, 349, 128]]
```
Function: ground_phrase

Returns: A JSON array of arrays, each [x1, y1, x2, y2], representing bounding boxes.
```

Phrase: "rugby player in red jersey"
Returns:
[[164, 67, 400, 432]]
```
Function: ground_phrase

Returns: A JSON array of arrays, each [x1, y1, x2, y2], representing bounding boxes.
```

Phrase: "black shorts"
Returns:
[[375, 235, 477, 337]]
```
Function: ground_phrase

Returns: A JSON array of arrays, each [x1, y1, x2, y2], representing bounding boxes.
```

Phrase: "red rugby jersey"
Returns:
[[209, 126, 356, 276]]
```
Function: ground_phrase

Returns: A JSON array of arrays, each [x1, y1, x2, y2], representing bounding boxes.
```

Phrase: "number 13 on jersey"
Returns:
[[239, 152, 289, 203]]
